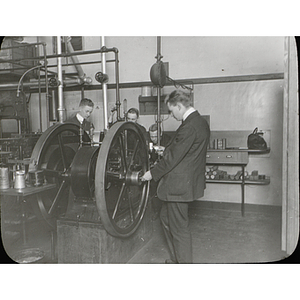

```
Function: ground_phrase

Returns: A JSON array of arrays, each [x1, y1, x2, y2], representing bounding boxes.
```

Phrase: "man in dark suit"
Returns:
[[148, 123, 172, 219], [142, 90, 210, 263], [108, 107, 149, 144], [67, 98, 95, 132], [148, 123, 171, 150]]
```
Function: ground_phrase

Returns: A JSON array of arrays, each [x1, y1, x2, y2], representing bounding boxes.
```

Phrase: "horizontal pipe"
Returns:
[[0, 59, 116, 72], [0, 47, 119, 64], [71, 72, 285, 90], [0, 42, 46, 50], [0, 72, 284, 93], [0, 78, 83, 90]]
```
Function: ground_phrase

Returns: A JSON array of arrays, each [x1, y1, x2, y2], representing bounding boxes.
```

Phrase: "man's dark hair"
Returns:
[[149, 123, 161, 132], [165, 90, 192, 108], [126, 107, 139, 118], [79, 98, 94, 108]]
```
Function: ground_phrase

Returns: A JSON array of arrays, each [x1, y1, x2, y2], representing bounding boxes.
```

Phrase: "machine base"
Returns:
[[56, 201, 153, 263]]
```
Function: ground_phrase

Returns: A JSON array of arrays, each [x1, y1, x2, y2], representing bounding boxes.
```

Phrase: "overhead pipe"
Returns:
[[0, 78, 84, 91], [1, 47, 121, 64], [65, 37, 92, 85], [56, 36, 65, 123], [2, 42, 121, 124]]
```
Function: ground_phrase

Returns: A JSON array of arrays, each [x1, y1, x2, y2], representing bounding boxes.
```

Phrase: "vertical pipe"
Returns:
[[81, 87, 85, 99], [114, 49, 121, 120], [18, 120, 22, 134], [156, 36, 161, 60], [57, 36, 65, 123], [51, 89, 57, 121], [38, 65, 42, 131], [156, 36, 162, 146], [157, 87, 161, 146], [43, 43, 50, 129], [101, 36, 108, 130]]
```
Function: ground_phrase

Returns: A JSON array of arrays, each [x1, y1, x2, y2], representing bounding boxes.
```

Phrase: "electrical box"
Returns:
[[139, 95, 169, 115]]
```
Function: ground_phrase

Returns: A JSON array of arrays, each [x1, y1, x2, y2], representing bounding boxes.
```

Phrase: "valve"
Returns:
[[49, 77, 60, 87], [95, 72, 109, 84]]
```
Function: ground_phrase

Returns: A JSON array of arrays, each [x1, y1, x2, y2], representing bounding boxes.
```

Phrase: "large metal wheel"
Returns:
[[29, 122, 90, 228], [95, 122, 150, 238]]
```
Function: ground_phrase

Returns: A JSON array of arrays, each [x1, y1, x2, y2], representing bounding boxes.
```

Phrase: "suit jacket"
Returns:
[[136, 123, 149, 145], [67, 115, 94, 132], [151, 111, 210, 202]]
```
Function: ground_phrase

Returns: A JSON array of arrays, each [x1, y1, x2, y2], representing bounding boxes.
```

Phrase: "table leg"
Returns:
[[50, 230, 56, 261], [18, 195, 27, 245], [241, 165, 245, 217]]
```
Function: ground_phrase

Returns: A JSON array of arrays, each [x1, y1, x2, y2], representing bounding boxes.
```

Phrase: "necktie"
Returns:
[[82, 119, 86, 130]]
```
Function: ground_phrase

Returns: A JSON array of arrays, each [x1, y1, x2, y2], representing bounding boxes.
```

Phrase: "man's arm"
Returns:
[[150, 124, 196, 182]]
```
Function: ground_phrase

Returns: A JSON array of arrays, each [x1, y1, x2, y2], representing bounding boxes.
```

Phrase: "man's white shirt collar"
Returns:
[[183, 107, 196, 121], [76, 113, 84, 124]]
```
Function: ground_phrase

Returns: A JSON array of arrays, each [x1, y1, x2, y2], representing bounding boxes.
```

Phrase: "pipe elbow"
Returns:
[[83, 76, 92, 84], [100, 46, 107, 52]]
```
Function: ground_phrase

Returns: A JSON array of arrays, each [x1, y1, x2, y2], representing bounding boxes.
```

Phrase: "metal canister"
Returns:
[[222, 138, 227, 149], [0, 166, 10, 189], [141, 86, 152, 97], [14, 170, 26, 189]]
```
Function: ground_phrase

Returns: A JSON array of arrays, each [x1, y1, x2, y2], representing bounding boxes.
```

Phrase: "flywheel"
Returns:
[[95, 121, 150, 238], [29, 121, 150, 238], [29, 122, 90, 228]]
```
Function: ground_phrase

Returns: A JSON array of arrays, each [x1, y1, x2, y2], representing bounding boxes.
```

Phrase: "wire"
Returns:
[[166, 76, 194, 91], [17, 64, 43, 97]]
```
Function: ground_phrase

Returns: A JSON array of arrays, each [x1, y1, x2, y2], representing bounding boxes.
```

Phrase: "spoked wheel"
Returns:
[[95, 122, 150, 238], [29, 122, 90, 228]]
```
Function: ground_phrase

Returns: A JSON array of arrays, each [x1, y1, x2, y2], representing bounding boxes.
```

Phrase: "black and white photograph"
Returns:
[[0, 6, 299, 294], [0, 35, 298, 265]]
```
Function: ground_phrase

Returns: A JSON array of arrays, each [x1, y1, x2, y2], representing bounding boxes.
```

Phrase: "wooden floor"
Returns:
[[129, 201, 287, 263], [0, 200, 288, 264]]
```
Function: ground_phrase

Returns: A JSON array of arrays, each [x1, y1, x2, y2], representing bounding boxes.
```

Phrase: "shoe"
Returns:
[[165, 259, 177, 264]]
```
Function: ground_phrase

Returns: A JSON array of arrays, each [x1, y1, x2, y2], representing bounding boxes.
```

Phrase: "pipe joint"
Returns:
[[82, 76, 93, 84], [100, 46, 108, 53]]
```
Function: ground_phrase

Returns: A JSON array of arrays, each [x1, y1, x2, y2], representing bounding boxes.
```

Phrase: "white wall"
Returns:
[[194, 80, 283, 206], [28, 36, 284, 206]]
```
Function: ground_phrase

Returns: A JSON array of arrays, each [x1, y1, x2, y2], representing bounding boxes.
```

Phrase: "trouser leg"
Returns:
[[160, 201, 192, 263], [160, 201, 177, 262]]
